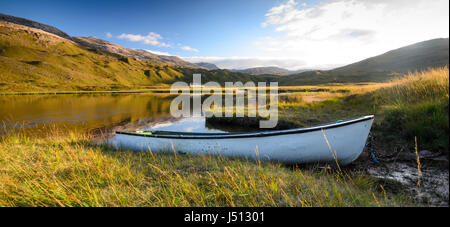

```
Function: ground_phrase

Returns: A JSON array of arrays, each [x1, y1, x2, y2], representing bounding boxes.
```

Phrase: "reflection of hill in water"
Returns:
[[1, 93, 281, 135], [0, 94, 175, 133]]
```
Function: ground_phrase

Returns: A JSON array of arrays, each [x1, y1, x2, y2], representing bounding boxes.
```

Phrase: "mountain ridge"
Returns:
[[72, 36, 201, 69], [232, 66, 312, 76], [0, 13, 201, 69], [280, 38, 449, 85], [334, 38, 449, 73], [0, 13, 72, 40], [195, 62, 220, 70]]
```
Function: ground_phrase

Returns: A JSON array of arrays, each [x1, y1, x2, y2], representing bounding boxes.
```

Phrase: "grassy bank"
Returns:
[[0, 130, 411, 207], [209, 67, 449, 151], [0, 83, 379, 95], [371, 68, 449, 150]]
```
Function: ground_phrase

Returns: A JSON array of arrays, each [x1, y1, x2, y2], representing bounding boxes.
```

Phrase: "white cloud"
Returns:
[[106, 32, 113, 38], [181, 45, 199, 52], [257, 0, 449, 68], [144, 49, 172, 56], [116, 33, 199, 52], [117, 32, 170, 47]]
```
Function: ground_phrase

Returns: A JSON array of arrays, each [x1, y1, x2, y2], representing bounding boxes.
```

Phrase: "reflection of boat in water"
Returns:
[[109, 116, 374, 165]]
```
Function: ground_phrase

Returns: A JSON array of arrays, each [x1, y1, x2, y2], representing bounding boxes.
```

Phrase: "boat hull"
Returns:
[[108, 116, 374, 165]]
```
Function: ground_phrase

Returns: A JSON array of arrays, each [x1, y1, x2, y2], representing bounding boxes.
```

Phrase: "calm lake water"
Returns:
[[0, 94, 232, 134]]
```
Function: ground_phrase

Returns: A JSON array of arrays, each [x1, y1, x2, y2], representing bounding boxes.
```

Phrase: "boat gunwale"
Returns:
[[115, 115, 374, 139]]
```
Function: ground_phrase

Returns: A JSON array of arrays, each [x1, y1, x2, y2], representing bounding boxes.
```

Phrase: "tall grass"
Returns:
[[376, 67, 449, 105], [0, 130, 410, 207], [375, 67, 449, 150], [279, 93, 304, 105], [277, 67, 449, 150]]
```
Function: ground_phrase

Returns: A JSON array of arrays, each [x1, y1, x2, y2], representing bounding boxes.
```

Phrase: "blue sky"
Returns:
[[1, 0, 449, 69], [1, 0, 294, 56]]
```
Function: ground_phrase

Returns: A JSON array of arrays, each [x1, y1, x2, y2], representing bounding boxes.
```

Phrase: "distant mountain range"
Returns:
[[231, 67, 311, 76], [193, 64, 313, 76], [195, 62, 220, 70], [0, 13, 448, 91], [73, 36, 201, 69]]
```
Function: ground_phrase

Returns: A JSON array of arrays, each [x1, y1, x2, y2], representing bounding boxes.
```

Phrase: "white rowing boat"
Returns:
[[109, 115, 374, 165]]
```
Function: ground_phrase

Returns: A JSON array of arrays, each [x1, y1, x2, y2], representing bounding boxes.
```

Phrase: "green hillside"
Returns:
[[0, 22, 183, 91], [0, 21, 263, 92], [280, 38, 449, 85], [336, 38, 449, 73]]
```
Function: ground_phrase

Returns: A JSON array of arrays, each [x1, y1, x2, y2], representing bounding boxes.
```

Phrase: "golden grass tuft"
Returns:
[[377, 67, 449, 105]]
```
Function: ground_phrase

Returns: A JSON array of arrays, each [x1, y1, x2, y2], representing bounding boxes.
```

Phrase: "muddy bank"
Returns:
[[351, 146, 449, 207]]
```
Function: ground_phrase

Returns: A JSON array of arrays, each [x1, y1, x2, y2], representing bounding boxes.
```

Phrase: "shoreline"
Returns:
[[351, 148, 449, 207], [0, 90, 171, 96], [0, 83, 383, 96]]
